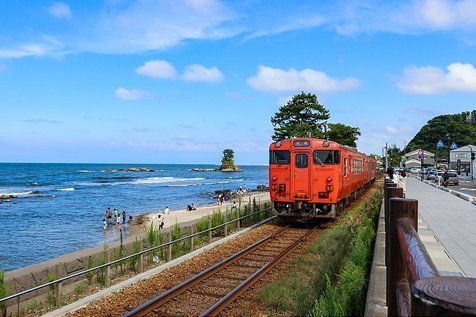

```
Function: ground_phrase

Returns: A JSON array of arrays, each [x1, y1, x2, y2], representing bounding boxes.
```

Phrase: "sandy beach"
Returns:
[[129, 190, 271, 237]]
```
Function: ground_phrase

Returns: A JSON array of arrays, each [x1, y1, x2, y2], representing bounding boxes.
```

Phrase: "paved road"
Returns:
[[405, 176, 476, 278], [418, 173, 476, 196]]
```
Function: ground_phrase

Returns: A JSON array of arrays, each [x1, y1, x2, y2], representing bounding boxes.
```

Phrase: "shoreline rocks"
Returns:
[[191, 167, 241, 172], [103, 167, 155, 172]]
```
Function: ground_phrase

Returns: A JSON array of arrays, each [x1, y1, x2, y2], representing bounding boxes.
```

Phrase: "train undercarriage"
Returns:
[[273, 181, 374, 222]]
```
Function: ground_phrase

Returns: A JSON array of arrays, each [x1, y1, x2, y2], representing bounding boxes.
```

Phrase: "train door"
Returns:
[[343, 155, 350, 196], [292, 152, 311, 199]]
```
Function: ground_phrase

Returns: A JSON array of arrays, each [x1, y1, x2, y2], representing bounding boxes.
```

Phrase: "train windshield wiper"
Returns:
[[315, 156, 324, 166]]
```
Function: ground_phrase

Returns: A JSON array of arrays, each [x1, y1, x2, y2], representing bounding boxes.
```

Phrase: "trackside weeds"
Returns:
[[261, 187, 383, 316]]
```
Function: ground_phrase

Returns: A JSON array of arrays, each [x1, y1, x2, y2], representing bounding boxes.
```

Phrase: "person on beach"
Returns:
[[159, 219, 164, 230], [187, 204, 192, 211], [191, 203, 196, 210], [106, 208, 112, 220], [113, 208, 118, 218], [164, 206, 169, 214], [128, 215, 133, 224], [231, 201, 237, 210], [122, 209, 126, 224], [103, 218, 107, 230]]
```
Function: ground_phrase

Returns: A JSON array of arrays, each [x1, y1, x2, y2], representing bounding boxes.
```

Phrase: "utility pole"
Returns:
[[385, 142, 388, 171], [446, 133, 451, 170]]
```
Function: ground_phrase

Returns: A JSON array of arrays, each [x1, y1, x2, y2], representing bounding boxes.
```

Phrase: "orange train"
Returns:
[[269, 137, 377, 220]]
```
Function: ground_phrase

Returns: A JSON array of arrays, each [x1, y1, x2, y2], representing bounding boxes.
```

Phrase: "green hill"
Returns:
[[405, 110, 476, 159]]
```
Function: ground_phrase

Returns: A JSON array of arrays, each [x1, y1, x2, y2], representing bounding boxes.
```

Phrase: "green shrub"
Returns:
[[210, 210, 224, 236], [145, 222, 160, 263], [309, 189, 382, 317], [86, 256, 94, 285], [47, 272, 57, 305], [0, 271, 8, 311], [145, 222, 159, 248], [96, 256, 106, 286], [171, 222, 189, 258], [128, 238, 141, 271], [115, 228, 126, 274], [310, 275, 345, 317], [74, 283, 88, 294]]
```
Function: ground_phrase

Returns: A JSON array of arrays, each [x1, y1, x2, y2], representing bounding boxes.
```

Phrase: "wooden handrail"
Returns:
[[385, 179, 476, 316]]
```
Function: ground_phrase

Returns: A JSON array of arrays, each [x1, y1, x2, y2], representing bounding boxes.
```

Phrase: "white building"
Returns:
[[401, 149, 435, 169], [450, 145, 476, 174]]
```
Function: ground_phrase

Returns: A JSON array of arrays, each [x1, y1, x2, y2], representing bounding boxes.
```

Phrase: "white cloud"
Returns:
[[0, 36, 64, 59], [136, 60, 177, 79], [115, 87, 153, 101], [75, 0, 236, 54], [47, 2, 73, 19], [182, 64, 224, 83], [247, 65, 359, 94], [397, 62, 476, 94], [386, 126, 398, 134], [246, 15, 324, 40], [412, 0, 476, 30], [0, 44, 50, 59], [329, 0, 476, 36]]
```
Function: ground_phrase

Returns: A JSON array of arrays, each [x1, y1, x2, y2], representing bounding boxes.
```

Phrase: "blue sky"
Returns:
[[1, 0, 476, 164]]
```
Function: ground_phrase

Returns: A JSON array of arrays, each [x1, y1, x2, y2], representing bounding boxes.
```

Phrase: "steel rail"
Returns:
[[123, 226, 290, 317], [200, 227, 317, 317]]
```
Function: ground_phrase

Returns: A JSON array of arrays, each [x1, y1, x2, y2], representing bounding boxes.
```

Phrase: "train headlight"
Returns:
[[323, 140, 330, 147], [272, 176, 277, 182], [326, 185, 334, 192], [275, 141, 282, 148], [326, 177, 332, 183]]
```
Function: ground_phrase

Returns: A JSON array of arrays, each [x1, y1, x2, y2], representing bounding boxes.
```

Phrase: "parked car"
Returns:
[[436, 171, 459, 186], [426, 170, 440, 181]]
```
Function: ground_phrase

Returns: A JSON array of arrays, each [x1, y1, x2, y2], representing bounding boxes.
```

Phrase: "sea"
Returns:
[[0, 163, 268, 272]]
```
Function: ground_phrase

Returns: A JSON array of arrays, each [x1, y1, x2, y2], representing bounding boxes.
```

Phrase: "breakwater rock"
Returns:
[[191, 168, 217, 172], [191, 167, 241, 172], [103, 167, 155, 172]]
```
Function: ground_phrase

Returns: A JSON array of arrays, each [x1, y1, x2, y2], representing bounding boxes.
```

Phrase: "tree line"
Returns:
[[271, 92, 361, 147]]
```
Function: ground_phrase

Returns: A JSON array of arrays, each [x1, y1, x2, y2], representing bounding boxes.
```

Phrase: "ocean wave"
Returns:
[[0, 190, 35, 197], [72, 176, 207, 187], [167, 183, 203, 187], [130, 177, 206, 185], [217, 179, 244, 184], [58, 188, 75, 192], [166, 178, 244, 187], [78, 170, 94, 173]]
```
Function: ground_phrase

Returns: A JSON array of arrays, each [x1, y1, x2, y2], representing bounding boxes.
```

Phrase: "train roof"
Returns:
[[270, 137, 374, 159]]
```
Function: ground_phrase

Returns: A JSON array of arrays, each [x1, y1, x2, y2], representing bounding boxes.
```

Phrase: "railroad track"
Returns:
[[124, 226, 317, 317]]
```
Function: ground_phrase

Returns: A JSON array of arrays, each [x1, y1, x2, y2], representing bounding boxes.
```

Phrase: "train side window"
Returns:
[[344, 158, 348, 176], [269, 150, 290, 164], [295, 154, 308, 168], [313, 150, 340, 164]]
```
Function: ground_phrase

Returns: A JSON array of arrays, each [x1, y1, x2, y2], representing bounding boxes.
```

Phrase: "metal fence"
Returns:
[[0, 205, 273, 317], [384, 180, 476, 316]]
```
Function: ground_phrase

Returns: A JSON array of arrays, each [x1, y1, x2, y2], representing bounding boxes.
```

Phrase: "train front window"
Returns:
[[295, 154, 308, 168], [270, 150, 290, 164], [313, 150, 340, 165]]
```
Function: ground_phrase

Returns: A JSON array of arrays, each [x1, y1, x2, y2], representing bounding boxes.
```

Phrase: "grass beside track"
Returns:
[[261, 188, 383, 316]]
